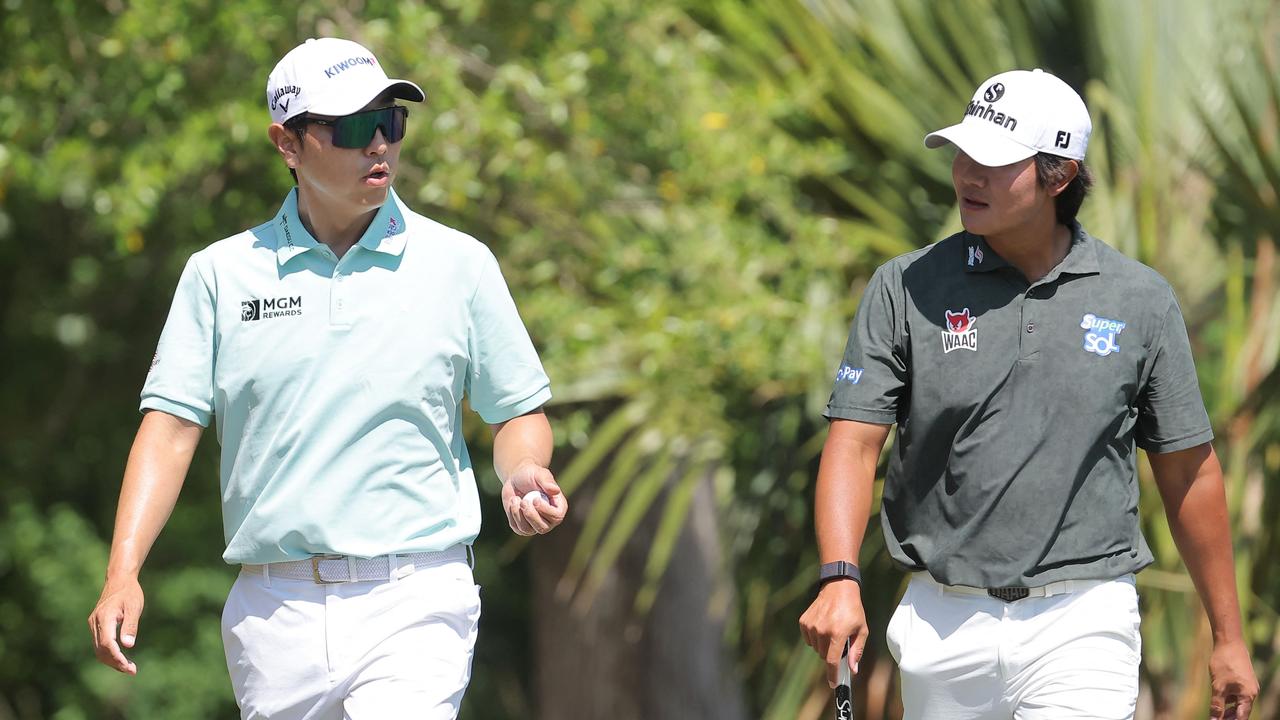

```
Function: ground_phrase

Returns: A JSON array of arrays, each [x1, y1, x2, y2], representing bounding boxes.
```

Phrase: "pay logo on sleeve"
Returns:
[[836, 366, 864, 384]]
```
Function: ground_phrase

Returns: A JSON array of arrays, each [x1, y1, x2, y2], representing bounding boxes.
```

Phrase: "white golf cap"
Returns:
[[265, 38, 425, 124], [924, 69, 1091, 167]]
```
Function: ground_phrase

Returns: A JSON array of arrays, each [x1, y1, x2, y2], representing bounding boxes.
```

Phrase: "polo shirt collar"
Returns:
[[273, 188, 409, 265], [356, 189, 409, 257], [1050, 221, 1101, 279], [961, 221, 1101, 281], [273, 189, 320, 265]]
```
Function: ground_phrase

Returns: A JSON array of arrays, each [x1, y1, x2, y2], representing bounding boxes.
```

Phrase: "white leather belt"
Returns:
[[917, 572, 1127, 603], [242, 546, 468, 584]]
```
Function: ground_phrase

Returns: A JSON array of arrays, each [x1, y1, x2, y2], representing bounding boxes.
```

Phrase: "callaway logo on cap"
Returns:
[[265, 38, 425, 124], [924, 69, 1091, 167]]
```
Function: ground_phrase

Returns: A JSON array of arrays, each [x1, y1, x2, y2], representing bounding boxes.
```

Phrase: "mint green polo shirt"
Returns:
[[141, 189, 552, 564]]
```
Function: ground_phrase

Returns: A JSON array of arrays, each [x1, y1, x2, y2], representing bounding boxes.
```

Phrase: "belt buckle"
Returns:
[[987, 587, 1030, 602], [310, 554, 346, 584]]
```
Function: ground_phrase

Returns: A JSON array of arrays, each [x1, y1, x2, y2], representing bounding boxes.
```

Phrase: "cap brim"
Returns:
[[308, 78, 426, 117], [924, 122, 1036, 167]]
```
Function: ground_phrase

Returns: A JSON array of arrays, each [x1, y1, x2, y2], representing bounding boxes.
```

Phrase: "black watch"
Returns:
[[817, 560, 862, 590]]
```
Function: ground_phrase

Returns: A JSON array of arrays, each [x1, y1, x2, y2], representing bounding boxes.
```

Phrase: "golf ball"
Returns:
[[523, 490, 551, 505]]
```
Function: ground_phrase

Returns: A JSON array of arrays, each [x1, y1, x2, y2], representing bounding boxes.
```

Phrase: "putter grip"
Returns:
[[834, 638, 853, 719]]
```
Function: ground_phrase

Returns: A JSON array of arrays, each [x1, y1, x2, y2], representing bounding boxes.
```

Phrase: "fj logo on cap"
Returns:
[[983, 82, 1005, 103], [242, 297, 303, 322], [942, 308, 978, 353], [1081, 313, 1125, 356]]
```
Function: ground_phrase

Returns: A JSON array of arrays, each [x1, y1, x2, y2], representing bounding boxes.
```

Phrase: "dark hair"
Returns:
[[1034, 153, 1093, 225], [283, 115, 309, 183]]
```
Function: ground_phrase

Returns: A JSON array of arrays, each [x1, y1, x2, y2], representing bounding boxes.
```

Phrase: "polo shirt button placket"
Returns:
[[331, 265, 351, 326], [1019, 285, 1043, 358]]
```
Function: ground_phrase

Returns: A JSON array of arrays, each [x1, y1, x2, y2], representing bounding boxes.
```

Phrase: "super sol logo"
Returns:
[[241, 297, 303, 322], [1081, 312, 1125, 356], [942, 308, 978, 353]]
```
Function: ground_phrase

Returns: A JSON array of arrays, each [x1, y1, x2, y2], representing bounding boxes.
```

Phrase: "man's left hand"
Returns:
[[501, 461, 568, 536], [1208, 638, 1258, 719]]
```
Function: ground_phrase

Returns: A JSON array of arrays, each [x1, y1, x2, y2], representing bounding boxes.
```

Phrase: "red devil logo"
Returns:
[[945, 309, 973, 333]]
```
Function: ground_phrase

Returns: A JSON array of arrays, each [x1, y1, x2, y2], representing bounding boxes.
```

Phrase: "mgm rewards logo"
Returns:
[[242, 296, 303, 321]]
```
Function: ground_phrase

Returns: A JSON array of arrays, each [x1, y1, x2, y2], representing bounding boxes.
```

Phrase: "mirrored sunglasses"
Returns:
[[304, 105, 408, 148]]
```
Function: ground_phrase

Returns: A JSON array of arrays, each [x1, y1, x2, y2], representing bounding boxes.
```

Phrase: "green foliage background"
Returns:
[[1, 1, 1278, 718]]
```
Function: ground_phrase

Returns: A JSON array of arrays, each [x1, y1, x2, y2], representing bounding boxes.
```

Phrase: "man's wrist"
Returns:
[[105, 566, 141, 583], [1211, 627, 1246, 645], [501, 457, 543, 483], [105, 547, 144, 580]]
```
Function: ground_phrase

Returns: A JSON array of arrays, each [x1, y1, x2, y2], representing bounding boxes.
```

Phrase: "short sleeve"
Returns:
[[823, 264, 909, 424], [1135, 295, 1213, 453], [466, 250, 552, 424], [140, 256, 216, 426]]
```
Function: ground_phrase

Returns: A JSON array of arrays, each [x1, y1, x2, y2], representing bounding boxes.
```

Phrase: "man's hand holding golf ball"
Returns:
[[490, 410, 566, 536], [501, 459, 567, 536]]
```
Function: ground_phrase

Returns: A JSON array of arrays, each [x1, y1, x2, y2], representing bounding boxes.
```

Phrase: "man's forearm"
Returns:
[[816, 420, 890, 565], [106, 411, 203, 580], [1149, 444, 1244, 641], [491, 409, 553, 483]]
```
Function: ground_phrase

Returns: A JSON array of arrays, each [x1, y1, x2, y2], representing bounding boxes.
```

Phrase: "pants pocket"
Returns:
[[885, 582, 914, 664], [1118, 579, 1142, 662]]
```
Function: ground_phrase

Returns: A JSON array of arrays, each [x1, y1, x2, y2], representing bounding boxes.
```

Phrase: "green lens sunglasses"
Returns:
[[303, 105, 408, 148]]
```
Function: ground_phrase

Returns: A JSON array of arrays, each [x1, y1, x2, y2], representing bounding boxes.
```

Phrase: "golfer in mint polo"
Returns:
[[799, 69, 1258, 718], [89, 38, 567, 718]]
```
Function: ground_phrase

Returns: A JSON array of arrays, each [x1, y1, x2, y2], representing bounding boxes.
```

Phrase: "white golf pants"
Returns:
[[888, 573, 1141, 719], [221, 554, 481, 719]]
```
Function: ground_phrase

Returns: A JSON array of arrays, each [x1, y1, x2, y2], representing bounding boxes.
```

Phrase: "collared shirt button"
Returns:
[[1026, 322, 1036, 333]]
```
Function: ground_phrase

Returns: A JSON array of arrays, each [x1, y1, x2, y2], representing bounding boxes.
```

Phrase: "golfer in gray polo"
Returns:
[[799, 69, 1258, 719]]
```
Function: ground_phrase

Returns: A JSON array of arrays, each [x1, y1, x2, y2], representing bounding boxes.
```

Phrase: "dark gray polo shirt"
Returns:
[[825, 223, 1213, 588]]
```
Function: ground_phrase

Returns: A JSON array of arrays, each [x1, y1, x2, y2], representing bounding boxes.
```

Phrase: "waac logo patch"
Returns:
[[942, 308, 978, 353]]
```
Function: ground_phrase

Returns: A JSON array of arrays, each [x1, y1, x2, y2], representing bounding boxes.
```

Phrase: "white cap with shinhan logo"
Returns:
[[265, 38, 425, 124], [924, 69, 1091, 167]]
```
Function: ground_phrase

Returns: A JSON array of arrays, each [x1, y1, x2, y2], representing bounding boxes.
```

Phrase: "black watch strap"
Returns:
[[818, 560, 862, 588]]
